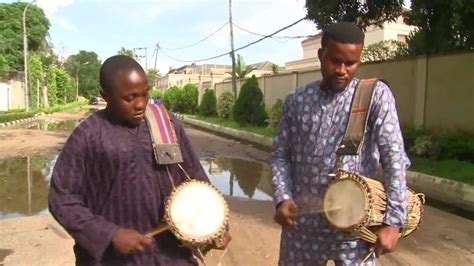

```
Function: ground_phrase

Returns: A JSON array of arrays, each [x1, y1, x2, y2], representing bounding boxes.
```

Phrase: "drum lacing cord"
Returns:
[[165, 163, 193, 189]]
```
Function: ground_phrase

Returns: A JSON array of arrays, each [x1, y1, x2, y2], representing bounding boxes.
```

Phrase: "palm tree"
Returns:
[[271, 63, 280, 74], [228, 54, 256, 79]]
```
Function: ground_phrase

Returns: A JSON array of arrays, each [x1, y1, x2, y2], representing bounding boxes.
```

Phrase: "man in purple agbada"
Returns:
[[48, 55, 229, 265]]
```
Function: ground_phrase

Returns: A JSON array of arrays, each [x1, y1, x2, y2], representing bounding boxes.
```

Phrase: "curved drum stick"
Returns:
[[146, 222, 169, 237]]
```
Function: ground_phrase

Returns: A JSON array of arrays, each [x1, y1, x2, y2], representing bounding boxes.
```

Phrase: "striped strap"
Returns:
[[337, 78, 383, 156], [145, 103, 184, 165]]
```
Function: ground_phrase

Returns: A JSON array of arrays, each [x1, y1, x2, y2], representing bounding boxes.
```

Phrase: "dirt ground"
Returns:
[[0, 112, 473, 266]]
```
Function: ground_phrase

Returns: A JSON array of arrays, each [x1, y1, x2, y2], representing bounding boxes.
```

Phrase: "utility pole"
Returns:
[[23, 1, 37, 111], [36, 78, 39, 109], [154, 43, 159, 72], [228, 0, 238, 99], [134, 47, 148, 70]]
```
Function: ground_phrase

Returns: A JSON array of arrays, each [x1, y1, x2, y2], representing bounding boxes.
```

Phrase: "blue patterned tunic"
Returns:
[[271, 78, 410, 265]]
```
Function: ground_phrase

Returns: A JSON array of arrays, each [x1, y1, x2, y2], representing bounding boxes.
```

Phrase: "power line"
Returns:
[[158, 17, 307, 63], [233, 22, 317, 39], [159, 22, 229, 51]]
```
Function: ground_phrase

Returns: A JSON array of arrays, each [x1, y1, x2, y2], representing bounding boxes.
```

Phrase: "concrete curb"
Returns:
[[181, 115, 474, 212], [406, 171, 473, 212], [0, 114, 40, 128]]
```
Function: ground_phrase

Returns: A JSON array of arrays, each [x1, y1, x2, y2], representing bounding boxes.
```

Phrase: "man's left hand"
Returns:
[[374, 224, 400, 255], [213, 231, 232, 250]]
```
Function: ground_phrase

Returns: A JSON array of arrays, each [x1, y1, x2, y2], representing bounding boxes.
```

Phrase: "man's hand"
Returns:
[[213, 231, 232, 250], [374, 225, 400, 255], [112, 228, 153, 254], [274, 200, 299, 228]]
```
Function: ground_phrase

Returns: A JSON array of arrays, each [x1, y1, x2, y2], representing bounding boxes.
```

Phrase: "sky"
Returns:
[[5, 0, 320, 73]]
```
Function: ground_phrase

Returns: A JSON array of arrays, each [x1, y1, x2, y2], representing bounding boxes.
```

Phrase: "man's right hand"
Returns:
[[112, 228, 153, 254], [274, 200, 299, 228]]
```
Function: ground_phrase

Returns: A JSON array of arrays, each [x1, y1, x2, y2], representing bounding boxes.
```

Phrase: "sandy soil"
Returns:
[[0, 112, 472, 266]]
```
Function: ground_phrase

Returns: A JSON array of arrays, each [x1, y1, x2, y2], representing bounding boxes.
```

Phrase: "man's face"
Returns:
[[102, 69, 149, 127], [318, 37, 363, 92]]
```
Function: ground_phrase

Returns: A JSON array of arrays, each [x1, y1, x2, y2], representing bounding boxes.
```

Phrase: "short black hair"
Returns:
[[99, 55, 145, 92], [321, 22, 365, 49]]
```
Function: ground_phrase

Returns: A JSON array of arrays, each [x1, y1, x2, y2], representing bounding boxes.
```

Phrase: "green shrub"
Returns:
[[199, 89, 217, 117], [182, 83, 199, 114], [150, 89, 165, 100], [163, 86, 184, 112], [233, 76, 267, 126], [217, 91, 235, 119], [410, 135, 434, 157], [402, 127, 425, 152], [267, 98, 283, 129], [432, 133, 474, 162], [404, 128, 474, 163]]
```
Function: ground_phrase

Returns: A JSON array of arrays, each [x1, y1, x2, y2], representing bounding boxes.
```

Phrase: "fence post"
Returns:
[[413, 55, 428, 129], [293, 71, 298, 89]]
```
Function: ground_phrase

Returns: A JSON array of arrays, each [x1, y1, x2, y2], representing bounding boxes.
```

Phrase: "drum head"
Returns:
[[323, 179, 367, 230], [169, 181, 227, 239]]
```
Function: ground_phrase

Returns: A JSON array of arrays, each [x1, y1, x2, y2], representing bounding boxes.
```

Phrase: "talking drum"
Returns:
[[323, 170, 425, 243], [147, 166, 229, 256]]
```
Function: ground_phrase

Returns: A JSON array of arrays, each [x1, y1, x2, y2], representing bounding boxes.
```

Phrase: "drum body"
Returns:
[[323, 170, 424, 243], [164, 180, 229, 249]]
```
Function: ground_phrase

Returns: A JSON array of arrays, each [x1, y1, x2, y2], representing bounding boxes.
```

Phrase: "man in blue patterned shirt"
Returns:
[[271, 22, 410, 265]]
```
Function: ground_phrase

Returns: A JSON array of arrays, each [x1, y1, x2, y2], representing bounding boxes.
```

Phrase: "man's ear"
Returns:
[[100, 90, 110, 103], [317, 48, 323, 62]]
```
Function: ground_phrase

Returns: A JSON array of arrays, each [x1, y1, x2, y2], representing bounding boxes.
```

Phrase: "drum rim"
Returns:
[[164, 179, 229, 245], [323, 170, 371, 231]]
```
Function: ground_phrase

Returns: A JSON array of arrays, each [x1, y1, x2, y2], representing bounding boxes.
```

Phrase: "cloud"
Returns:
[[56, 18, 78, 32], [37, 0, 75, 17]]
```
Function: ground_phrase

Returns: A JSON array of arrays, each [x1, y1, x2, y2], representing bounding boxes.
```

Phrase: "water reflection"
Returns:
[[0, 155, 272, 220], [0, 155, 57, 219], [10, 120, 79, 132], [201, 157, 273, 201]]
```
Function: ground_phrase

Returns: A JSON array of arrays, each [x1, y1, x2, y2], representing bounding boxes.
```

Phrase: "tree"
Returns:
[[404, 0, 474, 54], [361, 40, 409, 62], [267, 98, 283, 129], [46, 64, 58, 106], [28, 54, 44, 108], [305, 0, 404, 30], [217, 91, 235, 119], [163, 86, 183, 112], [199, 89, 217, 117], [233, 76, 267, 126], [147, 69, 160, 88], [228, 54, 255, 79], [271, 63, 280, 74], [117, 47, 135, 58], [55, 68, 74, 104], [181, 83, 199, 114], [64, 51, 101, 99], [0, 2, 50, 73]]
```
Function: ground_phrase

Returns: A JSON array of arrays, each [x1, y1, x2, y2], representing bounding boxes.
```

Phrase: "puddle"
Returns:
[[3, 153, 472, 221], [0, 155, 272, 219], [201, 157, 273, 201], [9, 120, 79, 132], [0, 155, 57, 219]]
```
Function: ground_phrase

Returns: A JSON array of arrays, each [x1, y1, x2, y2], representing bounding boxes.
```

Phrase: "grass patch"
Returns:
[[190, 116, 473, 185], [0, 111, 36, 123], [410, 157, 474, 185], [0, 100, 87, 123], [192, 115, 275, 138]]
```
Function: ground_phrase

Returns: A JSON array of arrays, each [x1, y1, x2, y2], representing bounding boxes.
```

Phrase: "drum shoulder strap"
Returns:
[[144, 103, 184, 165], [336, 78, 383, 156]]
